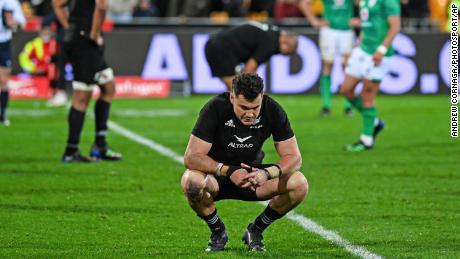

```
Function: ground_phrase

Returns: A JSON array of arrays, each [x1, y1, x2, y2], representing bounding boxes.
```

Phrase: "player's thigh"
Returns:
[[319, 27, 335, 63], [205, 39, 237, 78], [68, 38, 106, 86], [0, 67, 10, 88], [338, 30, 354, 61], [365, 56, 392, 82], [255, 171, 304, 200]]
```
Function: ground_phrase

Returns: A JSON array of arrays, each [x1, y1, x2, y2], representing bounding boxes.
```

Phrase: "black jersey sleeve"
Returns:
[[268, 98, 294, 142], [191, 100, 219, 143]]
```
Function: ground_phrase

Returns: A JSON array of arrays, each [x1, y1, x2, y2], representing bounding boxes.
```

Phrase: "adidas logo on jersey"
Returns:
[[225, 119, 235, 128], [250, 117, 263, 129]]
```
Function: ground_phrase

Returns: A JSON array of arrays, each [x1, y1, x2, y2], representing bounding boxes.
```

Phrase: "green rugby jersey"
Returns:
[[359, 0, 400, 56], [322, 0, 354, 30]]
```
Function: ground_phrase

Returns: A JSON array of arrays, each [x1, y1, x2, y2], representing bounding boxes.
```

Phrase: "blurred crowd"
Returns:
[[17, 0, 454, 30]]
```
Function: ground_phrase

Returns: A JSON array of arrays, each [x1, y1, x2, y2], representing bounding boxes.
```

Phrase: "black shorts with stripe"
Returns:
[[63, 30, 108, 84]]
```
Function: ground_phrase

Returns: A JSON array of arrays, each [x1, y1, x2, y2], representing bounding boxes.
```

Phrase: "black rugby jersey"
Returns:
[[211, 21, 280, 65], [68, 0, 95, 32], [192, 93, 294, 166]]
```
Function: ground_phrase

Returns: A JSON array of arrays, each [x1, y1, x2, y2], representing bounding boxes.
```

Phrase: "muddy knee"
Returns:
[[181, 170, 206, 203]]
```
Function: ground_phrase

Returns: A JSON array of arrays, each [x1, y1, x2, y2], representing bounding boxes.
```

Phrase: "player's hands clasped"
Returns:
[[229, 168, 257, 189], [240, 163, 269, 189]]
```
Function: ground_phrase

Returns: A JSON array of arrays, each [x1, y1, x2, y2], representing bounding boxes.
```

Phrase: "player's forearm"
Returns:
[[243, 59, 258, 73], [90, 0, 108, 40], [184, 153, 218, 174], [298, 0, 317, 25], [52, 0, 69, 29], [277, 154, 302, 176], [381, 17, 401, 49]]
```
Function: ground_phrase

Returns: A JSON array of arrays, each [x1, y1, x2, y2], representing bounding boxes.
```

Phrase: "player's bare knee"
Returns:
[[322, 63, 333, 74], [72, 98, 89, 111], [340, 86, 353, 99], [181, 170, 206, 203], [287, 172, 309, 200], [99, 82, 115, 101]]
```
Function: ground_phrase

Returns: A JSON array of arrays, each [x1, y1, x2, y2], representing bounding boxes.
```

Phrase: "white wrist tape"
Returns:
[[265, 166, 281, 179], [377, 45, 388, 55], [216, 163, 224, 176]]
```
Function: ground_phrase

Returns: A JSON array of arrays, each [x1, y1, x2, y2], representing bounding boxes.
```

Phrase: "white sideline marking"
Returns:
[[114, 109, 187, 117], [286, 213, 381, 259], [107, 121, 183, 164], [108, 120, 383, 259]]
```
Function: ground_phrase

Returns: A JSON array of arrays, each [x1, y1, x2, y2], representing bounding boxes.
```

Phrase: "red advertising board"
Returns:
[[9, 76, 170, 99]]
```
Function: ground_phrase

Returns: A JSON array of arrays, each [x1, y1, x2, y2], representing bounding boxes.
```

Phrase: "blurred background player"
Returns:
[[0, 0, 25, 126], [181, 73, 308, 252], [53, 0, 121, 162], [19, 25, 67, 107], [205, 21, 298, 91], [340, 0, 401, 151], [299, 0, 356, 117]]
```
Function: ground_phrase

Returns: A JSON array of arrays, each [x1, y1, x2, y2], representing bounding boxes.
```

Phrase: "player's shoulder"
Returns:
[[200, 92, 231, 113], [263, 95, 287, 117], [263, 94, 283, 109], [209, 92, 230, 106]]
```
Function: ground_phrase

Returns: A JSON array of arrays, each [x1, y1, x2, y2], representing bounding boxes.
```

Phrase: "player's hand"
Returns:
[[348, 18, 361, 28], [373, 52, 384, 66], [89, 34, 104, 47], [240, 163, 257, 190], [312, 19, 329, 28], [251, 169, 269, 188], [240, 163, 268, 188], [229, 168, 253, 187]]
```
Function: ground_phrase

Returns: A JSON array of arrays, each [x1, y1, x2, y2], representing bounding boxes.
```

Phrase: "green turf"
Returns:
[[0, 95, 458, 258]]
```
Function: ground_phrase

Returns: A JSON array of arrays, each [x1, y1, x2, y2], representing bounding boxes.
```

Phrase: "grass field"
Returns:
[[0, 95, 458, 258]]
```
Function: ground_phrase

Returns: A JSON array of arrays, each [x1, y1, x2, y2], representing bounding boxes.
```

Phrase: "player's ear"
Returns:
[[230, 92, 235, 104]]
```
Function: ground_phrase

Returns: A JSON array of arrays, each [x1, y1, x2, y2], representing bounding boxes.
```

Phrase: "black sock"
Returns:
[[65, 106, 86, 155], [94, 99, 111, 149], [199, 209, 225, 234], [252, 205, 285, 233], [0, 90, 9, 120]]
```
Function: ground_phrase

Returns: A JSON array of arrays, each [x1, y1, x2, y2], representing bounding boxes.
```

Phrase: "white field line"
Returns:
[[108, 120, 383, 259]]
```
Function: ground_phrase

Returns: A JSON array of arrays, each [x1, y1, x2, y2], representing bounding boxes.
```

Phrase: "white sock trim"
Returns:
[[360, 134, 374, 147]]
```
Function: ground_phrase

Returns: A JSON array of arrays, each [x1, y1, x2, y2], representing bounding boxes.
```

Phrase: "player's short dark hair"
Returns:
[[232, 73, 264, 101]]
